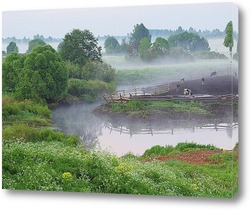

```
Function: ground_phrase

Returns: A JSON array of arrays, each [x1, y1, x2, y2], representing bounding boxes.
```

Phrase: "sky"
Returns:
[[2, 2, 238, 39]]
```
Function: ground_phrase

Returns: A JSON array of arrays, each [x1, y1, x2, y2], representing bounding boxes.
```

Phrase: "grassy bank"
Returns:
[[2, 94, 238, 197], [95, 100, 231, 119], [2, 139, 238, 197]]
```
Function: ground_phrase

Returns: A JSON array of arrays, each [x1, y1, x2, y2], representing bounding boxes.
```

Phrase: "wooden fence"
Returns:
[[104, 93, 238, 104]]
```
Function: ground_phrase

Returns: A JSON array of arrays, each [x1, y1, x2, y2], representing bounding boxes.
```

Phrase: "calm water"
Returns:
[[52, 102, 238, 156]]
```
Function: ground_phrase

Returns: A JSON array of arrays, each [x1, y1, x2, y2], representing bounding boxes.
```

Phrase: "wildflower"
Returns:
[[191, 184, 199, 191], [62, 172, 72, 180], [115, 162, 134, 172]]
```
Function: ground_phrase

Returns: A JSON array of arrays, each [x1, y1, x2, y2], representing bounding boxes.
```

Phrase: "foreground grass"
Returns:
[[2, 140, 238, 197], [2, 94, 238, 197]]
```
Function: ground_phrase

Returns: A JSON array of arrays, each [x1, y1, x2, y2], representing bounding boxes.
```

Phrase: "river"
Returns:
[[52, 102, 238, 156]]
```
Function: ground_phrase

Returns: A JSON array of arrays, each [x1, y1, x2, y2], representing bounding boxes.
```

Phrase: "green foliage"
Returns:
[[142, 143, 217, 158], [143, 145, 174, 157], [66, 60, 116, 82], [129, 23, 151, 53], [6, 41, 19, 54], [138, 38, 151, 60], [68, 79, 115, 101], [151, 37, 170, 58], [208, 151, 238, 165], [109, 100, 146, 113], [223, 21, 234, 57], [2, 124, 78, 146], [2, 139, 238, 197], [120, 38, 129, 53], [104, 36, 121, 54], [27, 38, 46, 53], [14, 45, 68, 102], [168, 32, 210, 52], [81, 61, 116, 82], [2, 52, 23, 92], [107, 100, 209, 117], [59, 29, 102, 66], [2, 95, 51, 126]]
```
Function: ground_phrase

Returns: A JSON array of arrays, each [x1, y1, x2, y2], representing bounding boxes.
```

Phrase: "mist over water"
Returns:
[[52, 102, 238, 156]]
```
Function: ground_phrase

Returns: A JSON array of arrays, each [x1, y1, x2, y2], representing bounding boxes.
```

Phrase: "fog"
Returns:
[[52, 102, 238, 156]]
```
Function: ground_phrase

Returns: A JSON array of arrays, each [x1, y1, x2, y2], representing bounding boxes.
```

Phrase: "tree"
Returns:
[[129, 23, 151, 52], [223, 21, 234, 58], [104, 36, 121, 54], [15, 45, 68, 102], [168, 32, 210, 52], [27, 38, 46, 53], [81, 61, 116, 83], [120, 38, 129, 53], [2, 52, 22, 92], [151, 37, 170, 58], [59, 29, 102, 66], [138, 38, 151, 60], [6, 41, 19, 54]]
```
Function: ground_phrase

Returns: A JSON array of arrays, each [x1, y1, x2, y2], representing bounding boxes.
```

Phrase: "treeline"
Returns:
[[2, 29, 116, 104], [149, 26, 238, 39], [2, 34, 62, 44], [104, 23, 227, 61]]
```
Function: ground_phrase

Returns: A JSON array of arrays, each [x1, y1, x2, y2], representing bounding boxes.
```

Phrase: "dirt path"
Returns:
[[145, 150, 222, 165]]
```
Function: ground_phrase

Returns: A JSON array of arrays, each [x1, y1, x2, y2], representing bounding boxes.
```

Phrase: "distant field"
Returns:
[[103, 56, 238, 87], [102, 38, 238, 87]]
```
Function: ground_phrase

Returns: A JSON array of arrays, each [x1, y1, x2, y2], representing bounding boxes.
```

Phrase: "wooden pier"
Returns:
[[104, 75, 238, 104], [104, 93, 238, 104]]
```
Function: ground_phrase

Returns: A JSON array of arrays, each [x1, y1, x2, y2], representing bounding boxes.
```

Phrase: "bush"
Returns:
[[2, 124, 79, 146], [142, 143, 217, 158], [68, 79, 116, 101], [194, 51, 227, 59], [3, 124, 38, 142], [2, 95, 51, 126]]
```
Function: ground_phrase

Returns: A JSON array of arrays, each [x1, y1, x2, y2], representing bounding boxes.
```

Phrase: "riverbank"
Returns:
[[2, 94, 238, 197], [94, 100, 238, 121], [2, 138, 238, 197]]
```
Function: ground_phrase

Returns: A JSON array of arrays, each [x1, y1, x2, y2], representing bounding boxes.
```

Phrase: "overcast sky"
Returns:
[[2, 2, 238, 38]]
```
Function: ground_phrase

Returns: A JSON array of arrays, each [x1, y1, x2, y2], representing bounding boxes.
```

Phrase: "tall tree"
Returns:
[[59, 29, 102, 66], [27, 38, 46, 53], [138, 38, 151, 60], [168, 32, 210, 52], [2, 52, 22, 92], [129, 23, 151, 52], [15, 45, 68, 102], [104, 36, 120, 54], [223, 21, 234, 58], [6, 41, 19, 54], [151, 37, 170, 58]]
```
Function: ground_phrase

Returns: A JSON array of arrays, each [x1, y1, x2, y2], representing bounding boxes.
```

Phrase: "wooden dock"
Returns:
[[104, 93, 238, 104], [104, 75, 238, 104]]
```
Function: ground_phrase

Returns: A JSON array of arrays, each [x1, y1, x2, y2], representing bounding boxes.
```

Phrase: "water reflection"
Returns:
[[52, 103, 238, 155], [104, 118, 237, 138]]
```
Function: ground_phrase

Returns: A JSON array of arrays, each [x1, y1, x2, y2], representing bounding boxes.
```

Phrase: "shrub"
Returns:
[[2, 124, 79, 146], [68, 79, 116, 101], [2, 95, 51, 126]]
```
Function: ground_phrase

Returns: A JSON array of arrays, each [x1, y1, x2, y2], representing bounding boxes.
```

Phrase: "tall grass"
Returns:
[[2, 140, 238, 197], [2, 95, 52, 126]]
